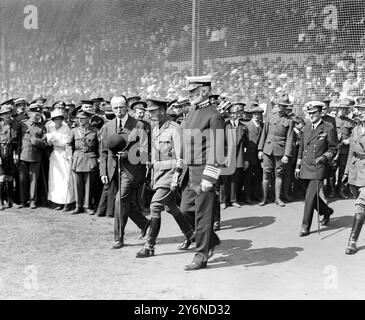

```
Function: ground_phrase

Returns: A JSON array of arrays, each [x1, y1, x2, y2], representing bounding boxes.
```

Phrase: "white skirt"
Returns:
[[47, 148, 75, 204]]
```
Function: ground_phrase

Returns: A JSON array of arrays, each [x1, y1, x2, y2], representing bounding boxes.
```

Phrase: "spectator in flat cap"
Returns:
[[31, 95, 47, 105], [46, 109, 74, 211], [67, 107, 99, 215], [99, 95, 150, 247], [92, 97, 105, 116]]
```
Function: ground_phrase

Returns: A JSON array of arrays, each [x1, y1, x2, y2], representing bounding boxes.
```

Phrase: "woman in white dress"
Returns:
[[46, 109, 75, 210]]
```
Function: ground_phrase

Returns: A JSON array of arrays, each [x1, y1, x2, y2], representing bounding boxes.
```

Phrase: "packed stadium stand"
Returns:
[[1, 0, 365, 110]]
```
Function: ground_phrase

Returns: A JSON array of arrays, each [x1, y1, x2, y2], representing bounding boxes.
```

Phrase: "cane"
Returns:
[[117, 152, 122, 220], [315, 163, 320, 236]]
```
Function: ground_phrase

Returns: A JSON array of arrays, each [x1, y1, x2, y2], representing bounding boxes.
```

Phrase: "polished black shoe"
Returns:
[[321, 207, 334, 226], [0, 204, 4, 211], [136, 245, 155, 258], [54, 205, 63, 211], [15, 202, 25, 209], [71, 207, 83, 215], [178, 238, 192, 250], [139, 220, 151, 239], [111, 240, 124, 249], [97, 212, 106, 217], [243, 197, 252, 205], [299, 229, 310, 237], [184, 260, 207, 271], [213, 221, 220, 231]]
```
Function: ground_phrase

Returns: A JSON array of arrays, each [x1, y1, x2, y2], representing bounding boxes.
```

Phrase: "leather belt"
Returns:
[[353, 152, 365, 160]]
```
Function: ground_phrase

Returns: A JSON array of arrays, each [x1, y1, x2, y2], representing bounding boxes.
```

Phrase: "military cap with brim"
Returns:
[[338, 97, 356, 107], [130, 101, 147, 111], [65, 101, 76, 107], [14, 97, 27, 105], [31, 95, 47, 104], [105, 133, 129, 153], [28, 103, 43, 113], [127, 96, 141, 106], [209, 94, 220, 100], [91, 97, 104, 102], [0, 104, 13, 115], [305, 101, 325, 113], [186, 75, 212, 91], [355, 104, 365, 109], [167, 99, 178, 109], [76, 110, 94, 118], [248, 106, 264, 114], [276, 94, 293, 106], [0, 98, 15, 106], [146, 98, 170, 111], [52, 101, 66, 109], [80, 99, 94, 106]]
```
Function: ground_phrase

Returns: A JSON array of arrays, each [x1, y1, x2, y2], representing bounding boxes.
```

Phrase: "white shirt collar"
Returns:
[[312, 119, 322, 130], [118, 113, 129, 127]]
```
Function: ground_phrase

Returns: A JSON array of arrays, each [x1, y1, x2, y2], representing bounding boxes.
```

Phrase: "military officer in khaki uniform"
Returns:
[[335, 98, 356, 198], [257, 93, 294, 207], [295, 102, 338, 237], [67, 109, 99, 214], [0, 105, 20, 210], [136, 98, 194, 258], [342, 104, 365, 254], [17, 103, 48, 209]]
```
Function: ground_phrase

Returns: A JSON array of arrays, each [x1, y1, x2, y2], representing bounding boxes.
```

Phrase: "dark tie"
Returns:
[[118, 119, 123, 132], [311, 125, 315, 131]]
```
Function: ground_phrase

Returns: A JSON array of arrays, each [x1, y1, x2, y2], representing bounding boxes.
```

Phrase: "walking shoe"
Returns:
[[136, 245, 155, 258]]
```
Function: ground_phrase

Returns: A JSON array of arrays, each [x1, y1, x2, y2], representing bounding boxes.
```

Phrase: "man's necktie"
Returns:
[[118, 119, 122, 132]]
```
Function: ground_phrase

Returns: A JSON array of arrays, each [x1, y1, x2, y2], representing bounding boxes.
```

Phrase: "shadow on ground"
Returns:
[[220, 216, 276, 232], [208, 238, 303, 269], [308, 215, 354, 238]]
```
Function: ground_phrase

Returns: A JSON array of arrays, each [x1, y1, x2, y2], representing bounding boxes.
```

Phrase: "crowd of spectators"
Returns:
[[1, 0, 365, 109]]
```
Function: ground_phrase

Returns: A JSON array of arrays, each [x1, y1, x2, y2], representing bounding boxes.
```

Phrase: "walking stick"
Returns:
[[315, 163, 320, 236], [117, 152, 122, 220]]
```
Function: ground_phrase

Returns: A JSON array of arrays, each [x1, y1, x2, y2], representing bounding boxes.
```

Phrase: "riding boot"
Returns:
[[0, 183, 4, 210], [346, 212, 365, 254], [136, 217, 161, 258], [258, 178, 269, 206], [275, 177, 285, 207], [6, 181, 13, 208]]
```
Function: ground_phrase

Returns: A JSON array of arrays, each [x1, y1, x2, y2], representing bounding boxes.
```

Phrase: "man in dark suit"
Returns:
[[295, 101, 338, 237], [100, 96, 150, 249], [220, 103, 249, 209], [243, 105, 264, 203], [257, 94, 294, 207]]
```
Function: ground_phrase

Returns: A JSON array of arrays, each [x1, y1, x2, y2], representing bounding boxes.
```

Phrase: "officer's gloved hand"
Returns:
[[314, 156, 326, 165], [258, 151, 263, 161], [342, 174, 349, 185]]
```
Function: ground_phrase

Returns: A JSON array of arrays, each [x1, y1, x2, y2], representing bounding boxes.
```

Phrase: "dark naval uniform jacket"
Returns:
[[246, 119, 263, 165], [297, 120, 337, 180]]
